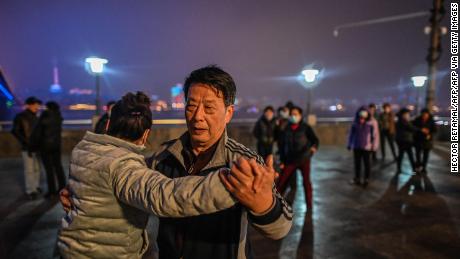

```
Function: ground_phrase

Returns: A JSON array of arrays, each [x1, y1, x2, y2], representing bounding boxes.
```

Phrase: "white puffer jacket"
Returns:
[[58, 132, 235, 259]]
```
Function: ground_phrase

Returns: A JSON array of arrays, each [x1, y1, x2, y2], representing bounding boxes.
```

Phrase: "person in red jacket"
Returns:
[[277, 106, 319, 211]]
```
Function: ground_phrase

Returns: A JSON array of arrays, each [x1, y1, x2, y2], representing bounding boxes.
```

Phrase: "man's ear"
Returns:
[[225, 105, 234, 124], [105, 119, 110, 133], [141, 129, 151, 145]]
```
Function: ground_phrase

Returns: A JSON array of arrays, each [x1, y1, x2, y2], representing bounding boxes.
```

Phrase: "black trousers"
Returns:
[[257, 142, 273, 160], [41, 149, 66, 194], [353, 149, 371, 180], [396, 144, 416, 172], [380, 130, 397, 160], [415, 146, 431, 170]]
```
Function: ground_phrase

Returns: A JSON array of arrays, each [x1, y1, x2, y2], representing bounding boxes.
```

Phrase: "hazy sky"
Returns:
[[0, 0, 450, 107]]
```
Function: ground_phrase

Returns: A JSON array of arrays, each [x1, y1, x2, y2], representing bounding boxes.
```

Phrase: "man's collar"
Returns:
[[166, 130, 229, 171]]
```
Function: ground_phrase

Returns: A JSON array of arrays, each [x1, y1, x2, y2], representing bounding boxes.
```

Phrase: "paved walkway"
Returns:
[[0, 145, 458, 259]]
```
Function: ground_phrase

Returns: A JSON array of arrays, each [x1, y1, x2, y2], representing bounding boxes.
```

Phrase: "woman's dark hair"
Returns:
[[46, 101, 60, 111], [106, 100, 116, 108], [285, 101, 295, 109], [420, 108, 431, 115], [183, 65, 236, 106], [107, 92, 152, 141], [382, 103, 391, 109], [397, 107, 411, 119], [290, 106, 303, 115]]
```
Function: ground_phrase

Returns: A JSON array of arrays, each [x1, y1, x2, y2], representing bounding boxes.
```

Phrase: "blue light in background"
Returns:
[[50, 83, 63, 93], [0, 83, 14, 100]]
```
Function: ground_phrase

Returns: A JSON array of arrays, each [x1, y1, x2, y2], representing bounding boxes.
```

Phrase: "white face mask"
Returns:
[[289, 115, 301, 124], [280, 110, 289, 119], [359, 110, 368, 119]]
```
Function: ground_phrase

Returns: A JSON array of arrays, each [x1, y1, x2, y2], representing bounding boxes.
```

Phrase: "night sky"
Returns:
[[0, 0, 450, 109]]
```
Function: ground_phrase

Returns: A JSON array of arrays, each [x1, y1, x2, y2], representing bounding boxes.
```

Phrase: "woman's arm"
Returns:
[[110, 155, 237, 217]]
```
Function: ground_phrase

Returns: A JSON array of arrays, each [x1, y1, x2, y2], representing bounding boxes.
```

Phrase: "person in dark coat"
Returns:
[[11, 96, 42, 198], [378, 103, 397, 161], [413, 108, 437, 172], [395, 108, 418, 173], [30, 101, 66, 197], [275, 106, 290, 156], [94, 101, 116, 134], [253, 106, 277, 159], [276, 106, 319, 210], [347, 107, 377, 187]]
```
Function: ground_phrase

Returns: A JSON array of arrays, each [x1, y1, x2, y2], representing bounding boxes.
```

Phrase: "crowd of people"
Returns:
[[253, 103, 319, 210], [346, 103, 437, 187], [9, 64, 438, 258], [11, 97, 66, 199]]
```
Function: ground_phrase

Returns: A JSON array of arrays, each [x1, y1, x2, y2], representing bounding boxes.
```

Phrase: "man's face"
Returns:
[[421, 112, 429, 121], [185, 83, 234, 149], [27, 103, 40, 113], [384, 106, 391, 114], [369, 107, 376, 116], [264, 110, 274, 121]]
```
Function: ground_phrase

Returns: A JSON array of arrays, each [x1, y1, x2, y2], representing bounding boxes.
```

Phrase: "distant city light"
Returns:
[[411, 76, 427, 87], [69, 88, 94, 95], [85, 57, 108, 74], [301, 69, 320, 83], [69, 104, 97, 111], [50, 84, 62, 93]]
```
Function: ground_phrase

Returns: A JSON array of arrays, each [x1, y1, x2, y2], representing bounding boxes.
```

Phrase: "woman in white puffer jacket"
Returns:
[[57, 92, 260, 259]]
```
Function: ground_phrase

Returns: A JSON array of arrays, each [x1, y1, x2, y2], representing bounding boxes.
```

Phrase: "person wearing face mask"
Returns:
[[253, 106, 277, 159], [395, 108, 418, 173], [367, 103, 380, 163], [347, 107, 377, 187], [277, 106, 319, 211], [275, 106, 290, 153]]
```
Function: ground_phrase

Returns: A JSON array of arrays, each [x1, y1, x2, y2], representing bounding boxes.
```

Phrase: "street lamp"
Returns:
[[301, 69, 319, 83], [411, 75, 427, 112], [85, 57, 108, 116], [300, 68, 321, 117]]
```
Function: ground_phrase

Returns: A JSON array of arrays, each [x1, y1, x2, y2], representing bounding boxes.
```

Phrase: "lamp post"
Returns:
[[425, 0, 445, 112], [301, 69, 320, 116], [85, 57, 108, 116], [411, 76, 427, 113]]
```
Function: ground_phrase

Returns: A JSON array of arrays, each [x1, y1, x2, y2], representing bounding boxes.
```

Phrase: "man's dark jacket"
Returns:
[[11, 109, 38, 150], [147, 131, 293, 259], [252, 116, 277, 145], [30, 110, 63, 152], [94, 113, 109, 134], [412, 116, 437, 149], [279, 121, 319, 164]]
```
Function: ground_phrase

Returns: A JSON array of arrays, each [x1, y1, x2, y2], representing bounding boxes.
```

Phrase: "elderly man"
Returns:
[[150, 65, 292, 259]]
